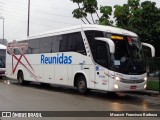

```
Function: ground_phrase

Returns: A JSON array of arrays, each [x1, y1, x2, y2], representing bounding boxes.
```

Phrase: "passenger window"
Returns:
[[51, 36, 60, 52], [67, 32, 86, 55], [59, 35, 67, 52], [15, 40, 29, 54], [28, 39, 39, 54], [14, 49, 20, 55], [39, 37, 52, 53]]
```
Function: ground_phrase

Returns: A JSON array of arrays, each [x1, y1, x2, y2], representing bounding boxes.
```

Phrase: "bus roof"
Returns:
[[0, 44, 6, 49], [17, 24, 138, 41]]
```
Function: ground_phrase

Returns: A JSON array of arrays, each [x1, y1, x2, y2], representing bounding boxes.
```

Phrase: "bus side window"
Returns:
[[59, 35, 67, 52], [28, 39, 40, 54], [51, 36, 60, 53], [67, 34, 74, 51], [14, 40, 30, 54], [67, 32, 86, 55], [23, 40, 30, 54], [14, 49, 20, 55], [39, 37, 52, 53]]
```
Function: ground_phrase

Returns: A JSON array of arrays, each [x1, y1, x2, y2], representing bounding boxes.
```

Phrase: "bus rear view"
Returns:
[[0, 44, 6, 78]]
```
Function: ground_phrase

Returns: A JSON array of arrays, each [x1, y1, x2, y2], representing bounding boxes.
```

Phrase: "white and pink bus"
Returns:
[[6, 25, 155, 94]]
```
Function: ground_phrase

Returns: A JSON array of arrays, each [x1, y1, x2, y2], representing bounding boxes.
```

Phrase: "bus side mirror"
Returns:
[[142, 42, 155, 57], [95, 37, 115, 53]]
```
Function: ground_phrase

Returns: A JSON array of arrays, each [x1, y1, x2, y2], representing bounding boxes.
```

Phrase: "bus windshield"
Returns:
[[0, 49, 6, 68], [85, 30, 146, 75], [85, 31, 146, 75], [108, 34, 146, 75]]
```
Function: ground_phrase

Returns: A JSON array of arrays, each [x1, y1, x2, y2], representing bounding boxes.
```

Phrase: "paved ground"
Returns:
[[0, 78, 160, 120]]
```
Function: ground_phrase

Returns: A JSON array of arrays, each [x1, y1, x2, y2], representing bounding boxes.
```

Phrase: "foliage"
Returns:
[[83, 0, 98, 14], [70, 0, 112, 25], [99, 6, 113, 25], [70, 0, 160, 56], [72, 8, 87, 19], [114, 0, 160, 56]]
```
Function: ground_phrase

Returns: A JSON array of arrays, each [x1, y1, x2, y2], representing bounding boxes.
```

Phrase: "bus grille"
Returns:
[[120, 79, 145, 84]]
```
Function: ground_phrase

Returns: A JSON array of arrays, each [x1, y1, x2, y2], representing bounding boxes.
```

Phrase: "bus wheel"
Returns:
[[76, 76, 88, 94], [18, 71, 30, 85], [18, 71, 24, 85]]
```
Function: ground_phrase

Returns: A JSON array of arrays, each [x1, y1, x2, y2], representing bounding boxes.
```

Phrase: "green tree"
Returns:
[[70, 0, 160, 56], [71, 0, 99, 24], [114, 0, 160, 56], [99, 6, 113, 25], [70, 0, 113, 25], [71, 0, 91, 24]]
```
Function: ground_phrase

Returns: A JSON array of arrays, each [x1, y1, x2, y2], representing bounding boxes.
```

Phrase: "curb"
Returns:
[[127, 90, 160, 97]]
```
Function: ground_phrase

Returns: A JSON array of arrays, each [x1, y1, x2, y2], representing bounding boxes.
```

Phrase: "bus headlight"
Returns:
[[144, 84, 147, 89], [115, 77, 121, 81], [114, 84, 119, 89], [144, 77, 147, 81]]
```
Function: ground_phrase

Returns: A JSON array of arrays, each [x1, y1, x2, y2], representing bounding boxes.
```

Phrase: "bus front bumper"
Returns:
[[109, 80, 147, 92]]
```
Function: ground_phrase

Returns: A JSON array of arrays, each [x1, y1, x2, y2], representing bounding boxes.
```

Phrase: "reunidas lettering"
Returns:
[[41, 53, 72, 64]]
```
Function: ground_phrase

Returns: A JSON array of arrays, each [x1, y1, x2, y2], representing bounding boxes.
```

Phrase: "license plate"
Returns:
[[130, 86, 137, 89]]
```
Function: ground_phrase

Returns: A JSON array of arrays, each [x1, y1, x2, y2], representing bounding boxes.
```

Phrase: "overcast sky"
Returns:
[[0, 0, 160, 41]]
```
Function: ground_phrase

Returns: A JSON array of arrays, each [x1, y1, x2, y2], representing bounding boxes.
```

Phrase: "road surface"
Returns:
[[0, 78, 160, 120]]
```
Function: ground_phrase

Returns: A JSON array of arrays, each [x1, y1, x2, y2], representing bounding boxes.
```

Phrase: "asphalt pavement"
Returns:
[[0, 78, 160, 120]]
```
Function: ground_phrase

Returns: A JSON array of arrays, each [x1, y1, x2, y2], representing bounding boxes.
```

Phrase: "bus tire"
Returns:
[[76, 76, 88, 94], [18, 71, 30, 85]]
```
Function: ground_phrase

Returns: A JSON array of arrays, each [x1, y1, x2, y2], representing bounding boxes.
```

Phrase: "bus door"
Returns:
[[95, 66, 109, 91], [94, 40, 110, 91]]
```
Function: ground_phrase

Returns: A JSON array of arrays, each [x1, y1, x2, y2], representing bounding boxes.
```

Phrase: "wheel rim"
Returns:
[[78, 81, 86, 91], [19, 74, 23, 83]]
